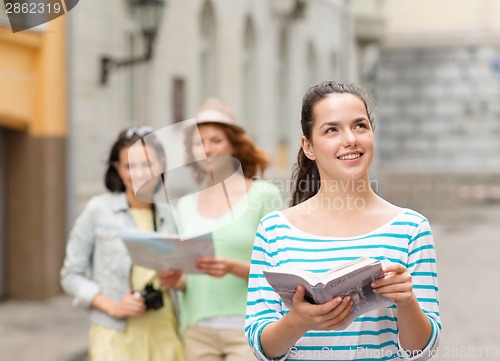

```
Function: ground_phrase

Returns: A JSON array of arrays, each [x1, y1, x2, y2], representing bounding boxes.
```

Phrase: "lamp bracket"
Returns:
[[100, 33, 155, 85]]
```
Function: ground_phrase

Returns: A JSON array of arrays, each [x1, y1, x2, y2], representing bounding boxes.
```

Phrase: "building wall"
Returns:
[[374, 0, 500, 215], [0, 0, 387, 299], [385, 0, 500, 41], [377, 46, 500, 173], [69, 0, 139, 208], [70, 0, 359, 213], [0, 17, 67, 299], [0, 0, 380, 300]]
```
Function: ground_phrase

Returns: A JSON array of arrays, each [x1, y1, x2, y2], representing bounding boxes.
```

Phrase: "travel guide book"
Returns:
[[263, 257, 393, 326], [120, 229, 214, 274]]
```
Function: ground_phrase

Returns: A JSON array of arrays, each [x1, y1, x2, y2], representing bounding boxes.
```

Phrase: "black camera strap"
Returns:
[[152, 203, 158, 232]]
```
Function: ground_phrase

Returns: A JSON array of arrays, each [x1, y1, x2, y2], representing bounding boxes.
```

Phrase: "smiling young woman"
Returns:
[[159, 98, 284, 361], [245, 82, 441, 361], [61, 127, 184, 361]]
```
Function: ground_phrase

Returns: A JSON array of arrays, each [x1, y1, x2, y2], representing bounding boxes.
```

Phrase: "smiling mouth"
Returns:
[[338, 153, 362, 160]]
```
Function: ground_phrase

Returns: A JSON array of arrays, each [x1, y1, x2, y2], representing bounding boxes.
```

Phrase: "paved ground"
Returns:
[[0, 294, 88, 361], [0, 203, 499, 361], [430, 202, 500, 361]]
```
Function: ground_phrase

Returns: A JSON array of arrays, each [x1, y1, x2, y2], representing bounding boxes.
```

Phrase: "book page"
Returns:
[[321, 257, 374, 281], [263, 267, 321, 285], [263, 270, 320, 309]]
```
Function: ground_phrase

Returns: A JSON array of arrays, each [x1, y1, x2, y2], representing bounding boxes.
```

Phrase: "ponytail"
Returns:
[[290, 148, 320, 206]]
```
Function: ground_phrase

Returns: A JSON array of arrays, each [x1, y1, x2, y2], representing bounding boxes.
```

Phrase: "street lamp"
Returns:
[[100, 0, 166, 85]]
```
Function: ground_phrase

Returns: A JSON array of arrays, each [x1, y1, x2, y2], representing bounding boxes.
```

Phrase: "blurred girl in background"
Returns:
[[61, 127, 184, 361], [160, 98, 283, 361]]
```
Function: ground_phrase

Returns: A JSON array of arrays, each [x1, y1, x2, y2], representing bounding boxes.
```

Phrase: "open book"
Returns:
[[263, 257, 393, 326], [120, 229, 214, 274]]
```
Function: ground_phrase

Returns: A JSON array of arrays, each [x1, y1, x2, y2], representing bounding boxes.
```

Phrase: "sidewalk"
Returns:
[[430, 202, 500, 361], [0, 294, 88, 361], [0, 203, 499, 361]]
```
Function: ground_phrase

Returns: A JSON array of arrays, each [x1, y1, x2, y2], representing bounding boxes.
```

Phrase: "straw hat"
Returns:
[[194, 97, 245, 133]]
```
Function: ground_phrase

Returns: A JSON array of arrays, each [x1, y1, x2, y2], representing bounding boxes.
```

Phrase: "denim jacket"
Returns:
[[60, 192, 176, 330]]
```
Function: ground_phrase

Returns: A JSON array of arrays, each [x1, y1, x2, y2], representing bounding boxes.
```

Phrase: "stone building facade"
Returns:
[[0, 0, 388, 299], [373, 0, 500, 216], [68, 0, 361, 210]]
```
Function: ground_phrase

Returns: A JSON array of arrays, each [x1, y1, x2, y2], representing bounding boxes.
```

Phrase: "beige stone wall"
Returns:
[[384, 0, 500, 46], [71, 0, 360, 210], [373, 0, 500, 216]]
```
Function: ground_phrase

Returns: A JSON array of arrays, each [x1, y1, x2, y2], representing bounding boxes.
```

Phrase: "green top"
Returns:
[[175, 180, 283, 333]]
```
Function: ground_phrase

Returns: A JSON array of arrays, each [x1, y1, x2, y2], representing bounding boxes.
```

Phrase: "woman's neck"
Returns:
[[203, 172, 252, 192], [308, 177, 378, 215], [125, 188, 152, 209], [196, 175, 252, 218]]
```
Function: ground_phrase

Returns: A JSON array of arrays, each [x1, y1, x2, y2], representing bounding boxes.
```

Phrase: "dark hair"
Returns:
[[290, 81, 375, 206], [184, 123, 270, 185], [104, 126, 166, 192]]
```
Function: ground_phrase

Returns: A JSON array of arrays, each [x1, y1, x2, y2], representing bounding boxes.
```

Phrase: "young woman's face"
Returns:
[[116, 145, 164, 195], [192, 124, 234, 159], [191, 124, 235, 174], [302, 93, 374, 181]]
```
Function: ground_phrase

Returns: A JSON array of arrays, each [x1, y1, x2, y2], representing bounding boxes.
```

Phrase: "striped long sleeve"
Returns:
[[245, 210, 441, 361]]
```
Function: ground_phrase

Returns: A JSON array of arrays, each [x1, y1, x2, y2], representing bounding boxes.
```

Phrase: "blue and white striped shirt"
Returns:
[[245, 209, 441, 361]]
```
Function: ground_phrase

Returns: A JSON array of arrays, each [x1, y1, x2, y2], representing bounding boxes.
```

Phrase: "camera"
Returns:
[[134, 283, 164, 310]]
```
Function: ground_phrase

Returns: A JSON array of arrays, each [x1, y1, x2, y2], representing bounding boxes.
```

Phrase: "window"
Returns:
[[306, 41, 318, 88], [330, 51, 339, 80], [241, 16, 256, 130], [277, 28, 289, 144], [199, 0, 217, 103], [172, 77, 186, 124], [276, 27, 290, 171]]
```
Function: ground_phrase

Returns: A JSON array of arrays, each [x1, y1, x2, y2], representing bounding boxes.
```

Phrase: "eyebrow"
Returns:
[[319, 117, 369, 130]]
